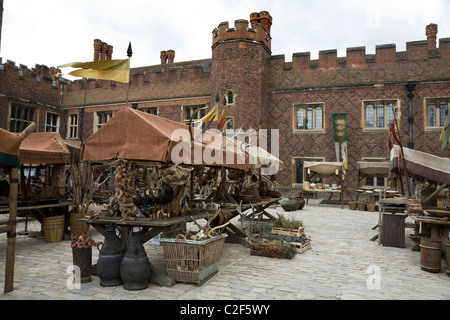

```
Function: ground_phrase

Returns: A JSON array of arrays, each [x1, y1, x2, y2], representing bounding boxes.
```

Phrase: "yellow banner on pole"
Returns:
[[58, 59, 130, 83]]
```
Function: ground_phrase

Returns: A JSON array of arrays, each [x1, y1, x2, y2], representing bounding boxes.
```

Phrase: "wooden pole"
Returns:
[[4, 166, 18, 293], [3, 122, 36, 293]]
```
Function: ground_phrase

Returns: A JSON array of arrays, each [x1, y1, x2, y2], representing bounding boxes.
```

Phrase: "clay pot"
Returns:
[[281, 198, 304, 211]]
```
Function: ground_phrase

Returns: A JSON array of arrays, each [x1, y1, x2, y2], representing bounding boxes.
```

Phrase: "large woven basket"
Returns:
[[43, 215, 65, 243], [70, 213, 90, 239], [160, 233, 227, 285]]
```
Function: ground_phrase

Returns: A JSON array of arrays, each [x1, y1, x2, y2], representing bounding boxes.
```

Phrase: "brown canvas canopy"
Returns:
[[80, 108, 248, 171], [0, 128, 23, 167], [390, 145, 450, 185], [19, 132, 70, 165]]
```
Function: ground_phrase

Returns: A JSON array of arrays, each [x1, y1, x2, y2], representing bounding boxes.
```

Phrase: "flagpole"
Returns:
[[391, 104, 410, 196], [125, 42, 133, 108]]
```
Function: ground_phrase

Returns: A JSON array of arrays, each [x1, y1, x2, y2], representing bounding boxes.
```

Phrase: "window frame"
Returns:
[[362, 100, 399, 131], [8, 104, 38, 133], [293, 103, 325, 133], [67, 113, 78, 139], [424, 98, 449, 131], [94, 111, 114, 133], [182, 105, 207, 125], [45, 112, 60, 133]]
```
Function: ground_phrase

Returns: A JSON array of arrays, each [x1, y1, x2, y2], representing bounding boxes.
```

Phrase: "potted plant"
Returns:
[[71, 233, 96, 283], [272, 215, 305, 237], [357, 200, 366, 211]]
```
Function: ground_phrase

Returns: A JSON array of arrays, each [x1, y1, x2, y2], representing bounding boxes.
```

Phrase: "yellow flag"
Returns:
[[58, 59, 130, 83], [198, 104, 218, 123]]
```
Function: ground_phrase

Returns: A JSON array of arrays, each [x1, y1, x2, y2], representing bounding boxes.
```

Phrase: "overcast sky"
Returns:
[[1, 0, 449, 77]]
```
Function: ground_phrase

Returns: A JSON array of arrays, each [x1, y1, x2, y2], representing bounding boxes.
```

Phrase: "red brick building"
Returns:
[[1, 11, 449, 190]]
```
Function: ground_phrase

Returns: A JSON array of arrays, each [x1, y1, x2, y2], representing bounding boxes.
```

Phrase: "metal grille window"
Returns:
[[183, 106, 206, 123], [364, 101, 398, 129], [295, 105, 324, 131], [365, 104, 374, 128], [45, 113, 60, 132], [9, 105, 35, 133], [376, 104, 385, 128], [426, 100, 448, 128]]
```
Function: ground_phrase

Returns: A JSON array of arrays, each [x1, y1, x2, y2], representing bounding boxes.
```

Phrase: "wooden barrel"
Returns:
[[445, 238, 450, 277], [420, 237, 442, 273]]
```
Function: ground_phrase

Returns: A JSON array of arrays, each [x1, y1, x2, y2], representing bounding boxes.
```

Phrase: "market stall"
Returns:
[[389, 145, 449, 207], [77, 108, 285, 287], [12, 132, 72, 233], [303, 161, 347, 208], [355, 161, 391, 202]]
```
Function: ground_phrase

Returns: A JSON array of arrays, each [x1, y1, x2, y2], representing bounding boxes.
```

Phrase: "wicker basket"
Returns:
[[160, 233, 227, 285], [70, 213, 90, 239], [43, 215, 65, 243]]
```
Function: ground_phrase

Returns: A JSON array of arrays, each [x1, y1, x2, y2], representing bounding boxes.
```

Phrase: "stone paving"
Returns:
[[0, 199, 449, 300]]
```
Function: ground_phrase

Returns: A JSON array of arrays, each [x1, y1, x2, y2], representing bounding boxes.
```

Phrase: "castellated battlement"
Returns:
[[275, 36, 450, 72], [276, 23, 449, 71], [212, 18, 272, 53], [0, 58, 65, 88], [65, 59, 211, 92]]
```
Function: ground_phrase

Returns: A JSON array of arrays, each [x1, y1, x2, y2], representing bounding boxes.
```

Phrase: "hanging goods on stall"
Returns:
[[120, 229, 151, 290], [96, 225, 124, 286]]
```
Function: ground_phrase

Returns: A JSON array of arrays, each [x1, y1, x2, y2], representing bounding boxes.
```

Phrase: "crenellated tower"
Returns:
[[211, 11, 272, 130]]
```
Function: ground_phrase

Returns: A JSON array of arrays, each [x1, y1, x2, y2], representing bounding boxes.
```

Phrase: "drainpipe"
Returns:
[[405, 83, 416, 149], [405, 83, 416, 196]]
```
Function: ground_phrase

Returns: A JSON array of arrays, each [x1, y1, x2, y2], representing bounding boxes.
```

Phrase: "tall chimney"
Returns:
[[426, 23, 438, 50], [93, 39, 102, 61], [106, 45, 113, 60], [160, 50, 167, 64], [167, 50, 175, 63]]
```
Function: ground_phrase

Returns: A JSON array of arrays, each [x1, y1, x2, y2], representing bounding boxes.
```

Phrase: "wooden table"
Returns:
[[0, 200, 72, 232], [408, 214, 450, 252], [80, 212, 211, 248]]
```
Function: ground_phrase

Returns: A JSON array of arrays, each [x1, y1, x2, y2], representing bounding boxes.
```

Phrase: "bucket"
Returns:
[[367, 202, 376, 212], [445, 238, 450, 277], [348, 201, 357, 210], [420, 237, 442, 273], [43, 215, 65, 243], [70, 213, 90, 240]]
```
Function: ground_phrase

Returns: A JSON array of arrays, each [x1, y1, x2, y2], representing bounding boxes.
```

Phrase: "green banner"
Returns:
[[332, 113, 347, 142]]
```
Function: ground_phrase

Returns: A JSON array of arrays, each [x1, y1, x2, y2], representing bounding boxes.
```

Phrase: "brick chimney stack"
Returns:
[[160, 50, 175, 64], [94, 39, 113, 61], [250, 11, 272, 35], [426, 23, 438, 50]]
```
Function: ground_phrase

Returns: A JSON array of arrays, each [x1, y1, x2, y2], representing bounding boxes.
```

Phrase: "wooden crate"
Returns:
[[272, 226, 305, 237], [290, 239, 311, 254]]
